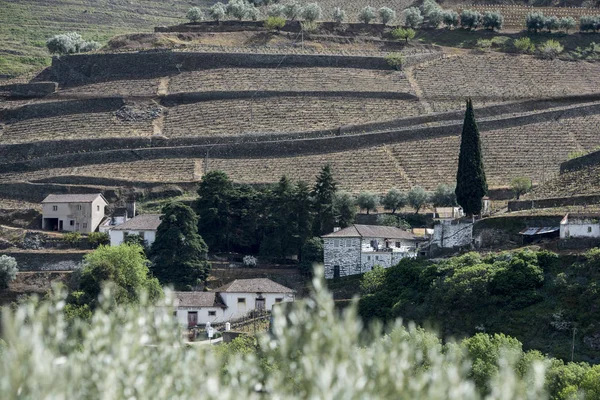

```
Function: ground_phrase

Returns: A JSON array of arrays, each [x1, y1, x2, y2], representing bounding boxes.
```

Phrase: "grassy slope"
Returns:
[[0, 0, 201, 78]]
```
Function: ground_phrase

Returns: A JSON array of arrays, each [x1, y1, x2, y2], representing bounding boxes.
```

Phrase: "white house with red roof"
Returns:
[[173, 278, 295, 327], [322, 224, 423, 279]]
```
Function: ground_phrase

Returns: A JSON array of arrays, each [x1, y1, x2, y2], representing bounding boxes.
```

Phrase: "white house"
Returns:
[[41, 193, 108, 233], [109, 214, 162, 247], [173, 278, 295, 327], [322, 224, 422, 279], [560, 213, 600, 239]]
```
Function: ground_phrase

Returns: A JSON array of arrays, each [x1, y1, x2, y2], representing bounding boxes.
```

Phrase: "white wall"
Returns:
[[42, 198, 106, 233], [109, 229, 157, 247], [175, 307, 225, 326], [561, 221, 600, 239], [219, 292, 294, 321]]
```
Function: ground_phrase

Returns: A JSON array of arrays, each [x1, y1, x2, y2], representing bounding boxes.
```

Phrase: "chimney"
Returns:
[[126, 201, 136, 220], [333, 227, 341, 232]]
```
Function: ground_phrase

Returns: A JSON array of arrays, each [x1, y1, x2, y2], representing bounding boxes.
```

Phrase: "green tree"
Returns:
[[261, 176, 298, 259], [186, 7, 204, 22], [150, 202, 211, 288], [334, 191, 356, 228], [360, 265, 387, 295], [408, 186, 429, 214], [381, 188, 407, 213], [87, 232, 109, 248], [312, 164, 337, 236], [299, 237, 323, 276], [455, 99, 487, 216], [196, 170, 234, 252], [0, 255, 18, 289], [391, 27, 415, 43], [431, 184, 457, 207], [78, 244, 162, 307], [294, 181, 313, 255], [510, 177, 532, 200], [264, 16, 286, 31], [357, 191, 378, 214]]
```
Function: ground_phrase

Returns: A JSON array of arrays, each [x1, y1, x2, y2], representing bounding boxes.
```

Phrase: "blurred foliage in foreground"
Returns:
[[0, 268, 599, 399]]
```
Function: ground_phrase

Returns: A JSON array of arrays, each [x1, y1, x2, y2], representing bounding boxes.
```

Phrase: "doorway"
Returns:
[[333, 265, 340, 279], [255, 297, 265, 311], [187, 311, 198, 327]]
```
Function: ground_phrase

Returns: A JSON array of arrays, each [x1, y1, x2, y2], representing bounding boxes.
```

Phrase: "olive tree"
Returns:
[[301, 3, 322, 22], [209, 2, 228, 21], [284, 1, 302, 20], [431, 184, 457, 207], [559, 16, 576, 33], [357, 191, 379, 214], [443, 10, 459, 28], [227, 0, 249, 20], [403, 7, 424, 29], [526, 12, 546, 33], [378, 7, 396, 25], [544, 15, 559, 33], [381, 188, 407, 213], [0, 255, 18, 289], [332, 7, 346, 23], [482, 11, 503, 31], [186, 7, 205, 22], [46, 32, 100, 55], [408, 186, 429, 214], [246, 4, 260, 21], [460, 10, 482, 30], [268, 4, 285, 18], [358, 6, 377, 24]]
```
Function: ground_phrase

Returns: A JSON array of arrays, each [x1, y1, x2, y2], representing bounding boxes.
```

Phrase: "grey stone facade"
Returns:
[[324, 238, 361, 278], [432, 220, 473, 249]]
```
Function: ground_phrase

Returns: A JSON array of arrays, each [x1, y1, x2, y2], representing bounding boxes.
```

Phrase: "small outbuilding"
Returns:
[[560, 213, 600, 239], [109, 214, 162, 247]]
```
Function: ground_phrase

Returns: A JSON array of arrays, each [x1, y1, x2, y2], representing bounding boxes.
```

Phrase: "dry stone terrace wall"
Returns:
[[413, 54, 600, 112], [0, 159, 201, 184], [1, 112, 154, 145], [59, 79, 160, 97], [162, 97, 423, 137], [47, 52, 391, 86], [168, 68, 414, 94], [527, 164, 600, 199], [208, 146, 412, 193]]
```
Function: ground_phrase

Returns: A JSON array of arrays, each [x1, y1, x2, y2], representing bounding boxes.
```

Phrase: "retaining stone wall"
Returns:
[[508, 194, 600, 212], [0, 97, 125, 122], [0, 82, 58, 98], [4, 100, 600, 175], [560, 149, 600, 173], [48, 52, 391, 86], [4, 251, 84, 271]]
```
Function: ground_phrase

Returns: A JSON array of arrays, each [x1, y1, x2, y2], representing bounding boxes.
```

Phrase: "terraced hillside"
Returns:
[[2, 49, 600, 200]]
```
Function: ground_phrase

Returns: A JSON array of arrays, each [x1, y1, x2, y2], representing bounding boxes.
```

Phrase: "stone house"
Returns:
[[173, 278, 295, 327], [560, 213, 600, 239], [41, 193, 108, 233], [109, 214, 162, 247], [322, 224, 422, 279]]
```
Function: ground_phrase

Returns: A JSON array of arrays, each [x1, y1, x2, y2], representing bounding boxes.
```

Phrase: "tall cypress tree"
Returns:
[[195, 171, 234, 252], [150, 202, 211, 289], [455, 99, 488, 216], [312, 164, 337, 236]]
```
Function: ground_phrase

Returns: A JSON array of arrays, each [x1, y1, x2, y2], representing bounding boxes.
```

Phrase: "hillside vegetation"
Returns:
[[359, 249, 600, 363], [0, 0, 191, 78]]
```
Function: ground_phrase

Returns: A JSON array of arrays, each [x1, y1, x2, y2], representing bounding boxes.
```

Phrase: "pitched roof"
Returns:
[[215, 278, 294, 293], [322, 224, 418, 240], [111, 214, 162, 231], [42, 193, 107, 204], [173, 291, 227, 308]]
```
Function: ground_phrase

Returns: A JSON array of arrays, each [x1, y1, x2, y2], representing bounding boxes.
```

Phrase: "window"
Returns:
[[334, 239, 340, 248], [82, 223, 87, 229], [588, 227, 593, 233], [367, 256, 371, 261], [370, 240, 378, 249], [77, 205, 82, 211], [375, 255, 379, 260], [396, 242, 401, 248], [97, 205, 100, 211], [345, 239, 351, 247], [237, 298, 246, 304], [69, 220, 74, 226], [52, 205, 58, 211], [275, 298, 283, 303], [208, 311, 216, 316]]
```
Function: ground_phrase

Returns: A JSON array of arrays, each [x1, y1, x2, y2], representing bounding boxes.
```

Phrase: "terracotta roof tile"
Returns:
[[215, 278, 294, 293], [111, 214, 162, 231], [42, 193, 107, 204], [173, 291, 227, 308], [322, 224, 418, 240]]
